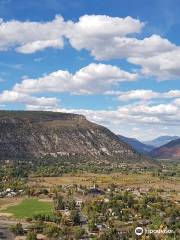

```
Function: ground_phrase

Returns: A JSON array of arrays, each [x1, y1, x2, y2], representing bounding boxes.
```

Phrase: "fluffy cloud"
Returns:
[[65, 16, 180, 80], [129, 48, 180, 79], [106, 89, 180, 101], [122, 103, 178, 115], [0, 16, 65, 53], [1, 14, 180, 79], [66, 15, 144, 51], [116, 90, 160, 101], [13, 63, 137, 94], [65, 15, 180, 80], [0, 90, 59, 108], [68, 33, 175, 61], [16, 39, 63, 54], [0, 14, 143, 54]]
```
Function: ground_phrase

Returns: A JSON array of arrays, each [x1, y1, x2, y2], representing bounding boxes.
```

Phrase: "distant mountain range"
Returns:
[[118, 135, 180, 160], [150, 139, 180, 160], [0, 111, 158, 168], [144, 136, 180, 148], [118, 135, 154, 154]]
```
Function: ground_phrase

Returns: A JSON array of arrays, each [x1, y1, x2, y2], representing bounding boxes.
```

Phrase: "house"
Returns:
[[87, 188, 104, 196], [61, 208, 70, 216], [79, 214, 87, 225], [6, 188, 11, 193], [104, 198, 109, 203], [138, 219, 151, 226], [5, 189, 17, 197], [0, 191, 6, 197], [76, 199, 83, 207], [96, 224, 103, 231]]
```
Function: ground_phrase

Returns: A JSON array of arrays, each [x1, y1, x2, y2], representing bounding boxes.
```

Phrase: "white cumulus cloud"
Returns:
[[66, 15, 144, 51], [106, 89, 180, 101], [1, 14, 180, 80], [0, 90, 59, 108], [13, 63, 137, 94], [0, 15, 65, 53]]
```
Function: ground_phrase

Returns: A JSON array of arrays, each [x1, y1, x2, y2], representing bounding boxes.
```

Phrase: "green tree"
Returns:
[[44, 224, 62, 238], [11, 223, 24, 236], [74, 227, 85, 239], [67, 199, 76, 210], [26, 231, 37, 240], [54, 194, 65, 210], [88, 219, 97, 232], [99, 228, 119, 240], [70, 210, 81, 225]]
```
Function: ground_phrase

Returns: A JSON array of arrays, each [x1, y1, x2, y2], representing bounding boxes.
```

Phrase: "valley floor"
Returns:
[[0, 162, 179, 239], [0, 171, 179, 239]]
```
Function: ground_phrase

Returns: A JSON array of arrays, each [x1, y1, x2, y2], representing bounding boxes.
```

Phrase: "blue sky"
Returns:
[[0, 0, 180, 140]]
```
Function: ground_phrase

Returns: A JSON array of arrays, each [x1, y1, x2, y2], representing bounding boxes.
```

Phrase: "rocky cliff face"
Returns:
[[0, 111, 157, 167]]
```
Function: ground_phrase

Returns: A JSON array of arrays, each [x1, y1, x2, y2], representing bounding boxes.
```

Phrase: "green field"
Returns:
[[2, 198, 53, 219]]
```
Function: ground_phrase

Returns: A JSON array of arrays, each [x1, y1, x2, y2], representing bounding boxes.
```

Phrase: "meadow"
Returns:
[[1, 198, 53, 219]]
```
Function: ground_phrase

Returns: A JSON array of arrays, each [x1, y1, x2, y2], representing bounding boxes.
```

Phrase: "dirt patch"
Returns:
[[0, 198, 23, 211], [0, 212, 13, 217], [39, 198, 53, 203], [15, 237, 26, 240]]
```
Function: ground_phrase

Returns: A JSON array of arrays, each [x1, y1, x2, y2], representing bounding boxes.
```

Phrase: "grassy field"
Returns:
[[1, 198, 53, 219], [30, 172, 180, 191], [28, 172, 180, 201]]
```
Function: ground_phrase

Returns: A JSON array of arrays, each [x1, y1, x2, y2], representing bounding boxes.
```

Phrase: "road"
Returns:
[[0, 226, 15, 240], [0, 219, 29, 240]]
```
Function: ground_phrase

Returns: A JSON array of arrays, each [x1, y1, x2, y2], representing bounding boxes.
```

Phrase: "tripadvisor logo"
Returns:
[[135, 227, 175, 236], [135, 227, 144, 236]]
